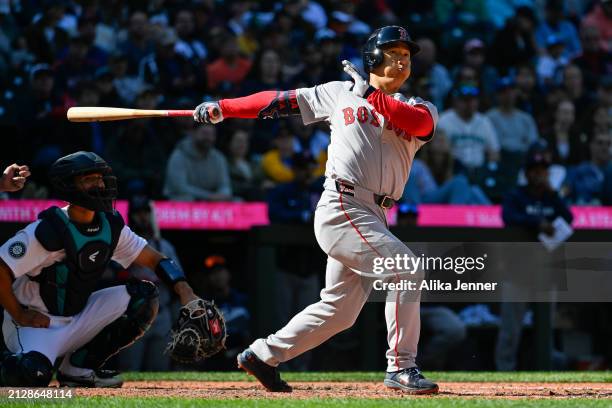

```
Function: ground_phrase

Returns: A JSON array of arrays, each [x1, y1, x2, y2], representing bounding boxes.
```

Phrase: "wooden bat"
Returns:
[[67, 107, 194, 122]]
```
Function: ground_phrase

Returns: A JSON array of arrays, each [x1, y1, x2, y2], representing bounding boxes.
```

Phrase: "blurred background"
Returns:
[[0, 0, 610, 373]]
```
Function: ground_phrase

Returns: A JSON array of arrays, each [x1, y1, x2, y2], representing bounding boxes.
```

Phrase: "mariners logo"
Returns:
[[8, 241, 26, 258]]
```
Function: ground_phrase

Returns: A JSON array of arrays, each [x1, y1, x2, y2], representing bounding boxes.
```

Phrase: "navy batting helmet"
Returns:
[[49, 151, 118, 212], [362, 26, 420, 73]]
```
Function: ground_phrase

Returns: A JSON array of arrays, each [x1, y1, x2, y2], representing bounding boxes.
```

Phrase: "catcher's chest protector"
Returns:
[[33, 206, 124, 316]]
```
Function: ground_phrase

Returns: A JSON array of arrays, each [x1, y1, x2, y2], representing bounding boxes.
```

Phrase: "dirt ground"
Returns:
[[62, 381, 612, 399]]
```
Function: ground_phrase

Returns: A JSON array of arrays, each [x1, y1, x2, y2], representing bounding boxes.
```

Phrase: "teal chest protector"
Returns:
[[33, 207, 124, 316]]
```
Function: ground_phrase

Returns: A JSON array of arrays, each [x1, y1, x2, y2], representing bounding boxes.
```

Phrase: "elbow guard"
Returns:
[[258, 90, 300, 119], [155, 258, 186, 287]]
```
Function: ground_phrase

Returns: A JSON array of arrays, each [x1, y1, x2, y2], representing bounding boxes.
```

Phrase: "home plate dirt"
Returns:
[[65, 381, 612, 399]]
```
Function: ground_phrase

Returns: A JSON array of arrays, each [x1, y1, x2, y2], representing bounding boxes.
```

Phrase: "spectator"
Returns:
[[54, 35, 99, 91], [573, 24, 612, 91], [486, 76, 539, 181], [117, 11, 155, 75], [514, 63, 540, 116], [267, 153, 321, 224], [497, 145, 573, 371], [140, 29, 199, 101], [227, 128, 263, 201], [582, 0, 612, 52], [543, 99, 589, 165], [412, 38, 453, 109], [402, 130, 491, 205], [418, 306, 467, 370], [487, 76, 539, 154], [108, 52, 145, 105], [563, 132, 612, 205], [163, 123, 233, 201], [561, 64, 594, 122], [173, 8, 207, 65], [25, 2, 70, 64], [536, 34, 569, 87], [206, 34, 252, 93], [118, 196, 180, 372], [489, 6, 538, 74], [199, 255, 251, 370], [452, 38, 499, 101], [535, 0, 582, 59], [437, 84, 500, 172], [268, 153, 324, 370], [261, 126, 298, 184], [240, 48, 287, 95], [104, 89, 168, 197]]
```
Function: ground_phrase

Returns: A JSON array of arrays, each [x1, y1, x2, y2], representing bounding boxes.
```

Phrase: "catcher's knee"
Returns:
[[0, 351, 53, 387], [125, 279, 159, 330]]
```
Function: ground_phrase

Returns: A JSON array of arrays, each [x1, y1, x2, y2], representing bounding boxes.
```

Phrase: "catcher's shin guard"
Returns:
[[0, 351, 53, 387], [69, 279, 159, 369]]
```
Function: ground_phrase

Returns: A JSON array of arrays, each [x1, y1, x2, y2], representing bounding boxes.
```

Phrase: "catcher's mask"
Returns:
[[49, 151, 118, 212], [362, 26, 420, 73]]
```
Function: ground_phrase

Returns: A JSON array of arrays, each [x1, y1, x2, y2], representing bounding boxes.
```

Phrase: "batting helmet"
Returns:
[[362, 26, 420, 73], [49, 151, 118, 212]]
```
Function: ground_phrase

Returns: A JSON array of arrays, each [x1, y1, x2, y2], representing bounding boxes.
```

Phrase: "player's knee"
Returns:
[[0, 351, 53, 387], [125, 279, 159, 328]]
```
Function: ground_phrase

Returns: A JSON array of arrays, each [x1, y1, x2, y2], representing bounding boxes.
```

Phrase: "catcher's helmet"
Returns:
[[362, 26, 420, 73], [49, 151, 118, 212]]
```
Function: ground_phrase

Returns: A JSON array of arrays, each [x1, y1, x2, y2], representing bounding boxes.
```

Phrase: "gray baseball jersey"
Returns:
[[250, 81, 439, 373], [296, 81, 438, 200]]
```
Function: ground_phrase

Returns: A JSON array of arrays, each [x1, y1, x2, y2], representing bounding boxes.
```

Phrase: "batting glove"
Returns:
[[193, 101, 224, 124], [342, 60, 370, 98]]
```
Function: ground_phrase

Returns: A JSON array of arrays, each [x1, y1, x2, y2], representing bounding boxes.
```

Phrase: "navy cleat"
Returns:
[[57, 369, 123, 388], [384, 366, 439, 394], [237, 348, 292, 392]]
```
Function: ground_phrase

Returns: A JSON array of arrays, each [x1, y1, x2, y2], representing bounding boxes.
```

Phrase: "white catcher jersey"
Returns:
[[0, 207, 147, 314], [296, 81, 438, 200]]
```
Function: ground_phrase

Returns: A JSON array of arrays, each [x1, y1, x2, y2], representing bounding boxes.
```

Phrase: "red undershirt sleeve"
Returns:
[[219, 90, 299, 119], [366, 89, 434, 137]]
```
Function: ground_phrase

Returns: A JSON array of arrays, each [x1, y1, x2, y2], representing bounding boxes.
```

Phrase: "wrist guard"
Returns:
[[155, 258, 186, 287]]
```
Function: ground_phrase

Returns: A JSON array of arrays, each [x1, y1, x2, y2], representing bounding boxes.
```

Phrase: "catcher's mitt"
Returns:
[[166, 298, 227, 363]]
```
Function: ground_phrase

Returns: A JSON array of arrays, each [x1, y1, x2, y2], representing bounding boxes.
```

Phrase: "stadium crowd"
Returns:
[[0, 0, 610, 208]]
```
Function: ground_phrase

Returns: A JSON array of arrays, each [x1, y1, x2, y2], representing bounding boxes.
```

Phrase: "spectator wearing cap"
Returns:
[[535, 0, 582, 59], [401, 129, 491, 205], [497, 143, 573, 371], [437, 84, 500, 173], [118, 196, 181, 372], [582, 0, 612, 52], [267, 152, 322, 224], [197, 255, 251, 370], [164, 123, 233, 201], [489, 6, 538, 74], [486, 76, 539, 180], [412, 38, 453, 109], [268, 152, 324, 370], [563, 132, 612, 205], [452, 38, 499, 102], [502, 144, 573, 234], [140, 29, 199, 100], [206, 34, 252, 93], [536, 33, 569, 87]]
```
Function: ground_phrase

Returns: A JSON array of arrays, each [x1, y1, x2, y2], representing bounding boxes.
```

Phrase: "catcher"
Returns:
[[0, 151, 226, 388]]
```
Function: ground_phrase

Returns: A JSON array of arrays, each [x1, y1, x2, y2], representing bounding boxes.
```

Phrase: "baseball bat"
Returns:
[[67, 107, 194, 122]]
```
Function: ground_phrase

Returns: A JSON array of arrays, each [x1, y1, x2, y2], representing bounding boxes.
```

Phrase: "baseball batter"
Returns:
[[194, 26, 439, 394], [0, 152, 202, 387]]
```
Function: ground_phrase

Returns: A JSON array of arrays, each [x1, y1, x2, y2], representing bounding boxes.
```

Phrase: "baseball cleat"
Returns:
[[56, 369, 124, 388], [237, 348, 292, 392], [384, 366, 439, 394]]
